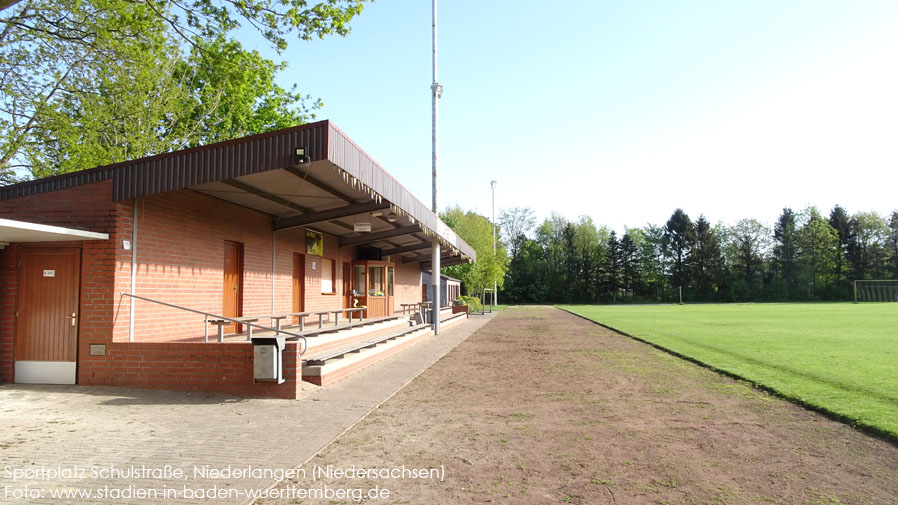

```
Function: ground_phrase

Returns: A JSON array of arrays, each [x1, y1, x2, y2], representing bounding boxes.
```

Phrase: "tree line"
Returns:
[[496, 206, 898, 304]]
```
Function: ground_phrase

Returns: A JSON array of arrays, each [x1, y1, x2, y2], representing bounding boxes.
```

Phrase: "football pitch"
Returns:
[[560, 303, 898, 439]]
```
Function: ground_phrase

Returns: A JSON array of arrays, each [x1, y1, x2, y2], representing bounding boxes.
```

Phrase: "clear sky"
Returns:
[[261, 0, 898, 232]]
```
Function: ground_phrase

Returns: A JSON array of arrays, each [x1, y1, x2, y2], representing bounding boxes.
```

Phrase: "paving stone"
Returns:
[[0, 313, 496, 505]]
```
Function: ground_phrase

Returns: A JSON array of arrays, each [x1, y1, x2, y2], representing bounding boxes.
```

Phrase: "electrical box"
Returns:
[[252, 336, 286, 383]]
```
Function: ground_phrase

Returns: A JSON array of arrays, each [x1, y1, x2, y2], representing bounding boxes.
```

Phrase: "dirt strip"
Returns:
[[259, 306, 898, 505]]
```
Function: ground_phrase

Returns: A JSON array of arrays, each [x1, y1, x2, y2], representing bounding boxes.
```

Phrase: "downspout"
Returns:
[[128, 198, 138, 342], [271, 230, 276, 313]]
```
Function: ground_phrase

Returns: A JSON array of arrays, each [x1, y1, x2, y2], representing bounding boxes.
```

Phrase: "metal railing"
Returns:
[[120, 292, 308, 355]]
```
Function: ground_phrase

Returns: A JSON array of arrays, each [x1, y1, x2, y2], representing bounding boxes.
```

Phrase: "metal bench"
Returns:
[[207, 317, 259, 341], [284, 307, 367, 331], [213, 308, 369, 339], [399, 303, 421, 314]]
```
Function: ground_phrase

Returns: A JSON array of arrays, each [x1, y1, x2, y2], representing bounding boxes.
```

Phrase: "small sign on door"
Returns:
[[43, 270, 55, 277]]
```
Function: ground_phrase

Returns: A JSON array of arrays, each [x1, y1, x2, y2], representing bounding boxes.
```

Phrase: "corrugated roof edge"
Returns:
[[0, 121, 329, 200], [0, 119, 476, 263], [326, 122, 476, 262]]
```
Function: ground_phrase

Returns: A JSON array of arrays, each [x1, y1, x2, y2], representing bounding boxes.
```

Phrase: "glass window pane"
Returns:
[[369, 266, 385, 296], [321, 259, 333, 293], [387, 267, 394, 296], [353, 265, 366, 295]]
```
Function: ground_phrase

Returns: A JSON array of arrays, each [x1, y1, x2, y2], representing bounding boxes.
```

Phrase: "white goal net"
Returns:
[[854, 280, 898, 302]]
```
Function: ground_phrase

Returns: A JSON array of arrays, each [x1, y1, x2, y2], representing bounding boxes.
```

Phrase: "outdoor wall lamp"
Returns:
[[295, 147, 310, 164]]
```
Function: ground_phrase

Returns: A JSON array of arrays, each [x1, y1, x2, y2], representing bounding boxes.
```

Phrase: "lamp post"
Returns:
[[491, 180, 497, 308], [430, 0, 441, 335]]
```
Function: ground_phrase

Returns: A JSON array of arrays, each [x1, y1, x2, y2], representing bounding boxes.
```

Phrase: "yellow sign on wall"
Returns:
[[306, 229, 323, 256]]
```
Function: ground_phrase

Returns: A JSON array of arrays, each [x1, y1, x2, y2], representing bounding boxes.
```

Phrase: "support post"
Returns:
[[432, 238, 441, 334], [491, 180, 497, 308]]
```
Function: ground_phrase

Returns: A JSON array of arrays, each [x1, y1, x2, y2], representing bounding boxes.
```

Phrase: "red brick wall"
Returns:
[[79, 341, 302, 399], [115, 190, 353, 343], [0, 180, 425, 397], [0, 180, 121, 383], [394, 259, 423, 308]]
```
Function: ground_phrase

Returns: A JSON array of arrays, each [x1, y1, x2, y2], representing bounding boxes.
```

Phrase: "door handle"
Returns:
[[67, 312, 77, 327]]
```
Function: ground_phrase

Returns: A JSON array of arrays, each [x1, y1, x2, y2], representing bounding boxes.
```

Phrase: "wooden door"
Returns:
[[342, 262, 351, 307], [223, 241, 243, 333], [293, 253, 305, 324], [15, 247, 80, 384]]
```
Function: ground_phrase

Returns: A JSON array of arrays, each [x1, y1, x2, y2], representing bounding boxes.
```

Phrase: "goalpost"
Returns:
[[853, 280, 898, 303]]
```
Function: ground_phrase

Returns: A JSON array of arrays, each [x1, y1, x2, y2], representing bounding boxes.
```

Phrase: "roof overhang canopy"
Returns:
[[0, 218, 109, 248], [0, 121, 474, 266]]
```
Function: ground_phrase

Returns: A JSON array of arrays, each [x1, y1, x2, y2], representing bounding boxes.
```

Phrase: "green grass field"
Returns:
[[560, 303, 898, 439]]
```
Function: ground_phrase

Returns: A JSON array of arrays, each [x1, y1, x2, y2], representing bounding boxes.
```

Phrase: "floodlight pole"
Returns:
[[431, 0, 441, 335], [491, 180, 497, 308]]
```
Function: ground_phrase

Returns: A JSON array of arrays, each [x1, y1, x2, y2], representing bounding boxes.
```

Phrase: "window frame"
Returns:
[[320, 257, 336, 294]]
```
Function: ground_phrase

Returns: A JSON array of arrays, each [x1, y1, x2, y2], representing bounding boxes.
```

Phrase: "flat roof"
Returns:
[[0, 121, 474, 267], [0, 218, 109, 246]]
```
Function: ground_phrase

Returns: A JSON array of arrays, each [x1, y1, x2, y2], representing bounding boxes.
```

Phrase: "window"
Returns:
[[369, 266, 385, 296], [387, 266, 394, 296], [321, 258, 335, 294], [353, 265, 366, 295]]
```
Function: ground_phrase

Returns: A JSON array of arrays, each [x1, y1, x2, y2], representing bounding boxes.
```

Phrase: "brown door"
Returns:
[[223, 241, 243, 333], [15, 247, 80, 384], [342, 262, 352, 307], [293, 253, 304, 324]]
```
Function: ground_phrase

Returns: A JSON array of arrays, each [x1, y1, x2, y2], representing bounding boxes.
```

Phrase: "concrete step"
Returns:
[[301, 316, 411, 355], [301, 311, 468, 386]]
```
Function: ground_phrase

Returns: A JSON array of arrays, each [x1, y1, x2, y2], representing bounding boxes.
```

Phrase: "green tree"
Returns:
[[441, 206, 508, 299], [619, 232, 639, 298], [829, 205, 852, 285], [725, 218, 770, 300], [498, 206, 536, 263], [797, 207, 840, 299], [663, 209, 695, 293], [631, 225, 668, 301], [1, 0, 365, 181], [887, 211, 898, 279], [26, 35, 317, 177], [536, 213, 573, 302], [602, 230, 623, 302], [690, 215, 722, 300], [572, 217, 606, 303], [773, 207, 799, 299], [848, 211, 890, 281]]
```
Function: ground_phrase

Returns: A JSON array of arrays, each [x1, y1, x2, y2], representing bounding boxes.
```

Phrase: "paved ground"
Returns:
[[0, 312, 496, 505]]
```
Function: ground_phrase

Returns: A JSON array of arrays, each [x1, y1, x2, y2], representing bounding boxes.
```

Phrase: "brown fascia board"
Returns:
[[0, 121, 330, 201], [0, 119, 476, 263]]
